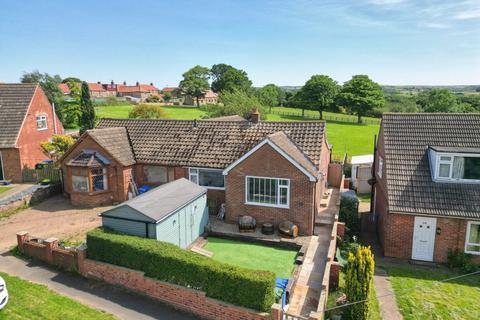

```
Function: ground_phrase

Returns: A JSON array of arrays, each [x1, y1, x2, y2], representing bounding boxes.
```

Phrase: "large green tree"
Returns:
[[337, 75, 384, 123], [417, 88, 458, 112], [256, 84, 283, 112], [21, 70, 63, 105], [179, 65, 210, 106], [79, 82, 96, 134], [210, 63, 252, 93], [298, 75, 338, 120], [205, 88, 266, 120]]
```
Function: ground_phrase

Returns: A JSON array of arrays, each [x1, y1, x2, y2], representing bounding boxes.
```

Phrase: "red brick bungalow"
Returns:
[[373, 113, 480, 263], [60, 112, 331, 235], [0, 83, 64, 182]]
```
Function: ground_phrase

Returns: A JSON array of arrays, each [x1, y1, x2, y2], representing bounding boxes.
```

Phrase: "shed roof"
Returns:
[[101, 178, 207, 222], [381, 113, 480, 219]]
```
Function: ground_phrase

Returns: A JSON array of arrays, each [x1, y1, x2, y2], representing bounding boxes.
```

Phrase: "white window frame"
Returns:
[[188, 167, 225, 190], [435, 153, 480, 184], [377, 156, 383, 179], [245, 175, 290, 209], [36, 114, 48, 131], [465, 221, 480, 255]]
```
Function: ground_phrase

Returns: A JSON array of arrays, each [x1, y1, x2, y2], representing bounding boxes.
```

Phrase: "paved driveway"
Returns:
[[0, 195, 107, 250]]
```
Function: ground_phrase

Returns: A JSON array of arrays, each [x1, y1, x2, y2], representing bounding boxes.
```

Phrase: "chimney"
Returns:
[[136, 81, 139, 86], [251, 108, 260, 123], [111, 80, 114, 85], [97, 81, 101, 84], [150, 82, 153, 86], [123, 81, 127, 85]]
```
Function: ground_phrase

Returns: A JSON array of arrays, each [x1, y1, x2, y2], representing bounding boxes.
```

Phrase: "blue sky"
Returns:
[[0, 0, 479, 86]]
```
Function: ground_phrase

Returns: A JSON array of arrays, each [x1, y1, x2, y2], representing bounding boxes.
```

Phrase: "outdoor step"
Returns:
[[190, 246, 214, 257]]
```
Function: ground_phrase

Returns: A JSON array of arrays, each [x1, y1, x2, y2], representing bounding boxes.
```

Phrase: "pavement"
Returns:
[[0, 251, 198, 320]]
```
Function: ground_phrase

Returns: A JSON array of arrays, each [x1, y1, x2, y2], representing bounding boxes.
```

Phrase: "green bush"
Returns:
[[128, 104, 166, 119], [86, 228, 276, 311], [339, 196, 360, 237], [447, 248, 478, 273]]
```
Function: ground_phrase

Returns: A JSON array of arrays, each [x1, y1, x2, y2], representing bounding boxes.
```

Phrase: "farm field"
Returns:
[[95, 104, 378, 158]]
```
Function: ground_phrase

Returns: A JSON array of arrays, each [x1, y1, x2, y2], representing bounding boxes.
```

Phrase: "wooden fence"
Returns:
[[22, 165, 62, 184], [270, 111, 381, 125]]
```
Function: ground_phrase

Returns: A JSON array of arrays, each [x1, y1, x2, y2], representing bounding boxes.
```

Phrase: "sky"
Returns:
[[0, 0, 479, 87]]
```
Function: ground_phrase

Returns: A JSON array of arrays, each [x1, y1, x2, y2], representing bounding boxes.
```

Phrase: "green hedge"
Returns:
[[86, 228, 276, 312]]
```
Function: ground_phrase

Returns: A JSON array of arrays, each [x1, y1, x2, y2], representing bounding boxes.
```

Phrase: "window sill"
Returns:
[[245, 202, 289, 209], [37, 128, 48, 131], [434, 178, 480, 184], [465, 249, 480, 255], [203, 186, 225, 190]]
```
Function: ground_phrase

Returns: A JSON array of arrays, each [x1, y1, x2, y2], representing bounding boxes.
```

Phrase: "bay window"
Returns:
[[246, 176, 290, 208], [435, 154, 480, 182], [189, 168, 224, 189], [465, 222, 480, 255]]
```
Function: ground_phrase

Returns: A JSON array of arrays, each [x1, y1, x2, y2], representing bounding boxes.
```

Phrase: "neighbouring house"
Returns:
[[373, 113, 480, 264], [58, 83, 71, 95], [0, 83, 64, 182], [161, 86, 184, 105], [58, 82, 115, 100], [184, 90, 219, 105], [60, 111, 330, 236], [101, 178, 208, 248], [351, 154, 373, 194], [117, 82, 159, 102]]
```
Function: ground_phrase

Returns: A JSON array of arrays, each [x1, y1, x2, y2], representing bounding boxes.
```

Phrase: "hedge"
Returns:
[[86, 228, 276, 312]]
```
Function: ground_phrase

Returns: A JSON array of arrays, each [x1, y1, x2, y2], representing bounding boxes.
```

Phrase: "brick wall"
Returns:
[[62, 135, 130, 207], [225, 143, 316, 236], [0, 148, 22, 182]]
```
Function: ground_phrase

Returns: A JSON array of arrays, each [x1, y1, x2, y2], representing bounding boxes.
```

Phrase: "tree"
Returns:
[[40, 135, 75, 161], [179, 65, 210, 106], [337, 75, 384, 123], [129, 104, 166, 119], [210, 63, 252, 93], [418, 89, 458, 112], [345, 246, 375, 320], [298, 75, 338, 119], [204, 88, 266, 120], [256, 84, 283, 112], [79, 82, 95, 134], [61, 77, 81, 84], [21, 70, 63, 105], [162, 91, 173, 103]]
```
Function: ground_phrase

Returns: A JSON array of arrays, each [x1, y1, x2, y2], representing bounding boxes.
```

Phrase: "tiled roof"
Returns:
[[381, 113, 480, 219], [209, 115, 246, 122], [58, 83, 70, 94], [204, 90, 218, 98], [0, 83, 38, 148], [97, 118, 326, 169], [88, 83, 106, 92], [267, 131, 319, 178], [86, 127, 136, 166], [117, 84, 157, 93], [161, 87, 178, 93]]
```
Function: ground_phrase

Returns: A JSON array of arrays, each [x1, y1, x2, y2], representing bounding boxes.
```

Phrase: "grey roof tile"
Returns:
[[87, 127, 136, 166]]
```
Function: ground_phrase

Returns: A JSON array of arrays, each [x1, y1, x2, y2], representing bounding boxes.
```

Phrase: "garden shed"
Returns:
[[351, 154, 374, 193], [100, 178, 208, 248]]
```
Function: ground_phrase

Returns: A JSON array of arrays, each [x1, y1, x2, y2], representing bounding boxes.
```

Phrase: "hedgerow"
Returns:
[[86, 228, 276, 311]]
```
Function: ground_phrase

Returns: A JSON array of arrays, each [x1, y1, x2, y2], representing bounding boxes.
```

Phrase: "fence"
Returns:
[[22, 165, 62, 184], [270, 110, 381, 125]]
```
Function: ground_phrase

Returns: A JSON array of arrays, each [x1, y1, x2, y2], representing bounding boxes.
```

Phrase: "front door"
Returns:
[[412, 216, 436, 261]]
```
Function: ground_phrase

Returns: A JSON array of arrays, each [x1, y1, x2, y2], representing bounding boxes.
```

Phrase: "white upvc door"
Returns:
[[412, 216, 437, 261]]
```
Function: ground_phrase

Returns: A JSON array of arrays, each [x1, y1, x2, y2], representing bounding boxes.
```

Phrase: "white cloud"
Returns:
[[419, 22, 451, 29], [454, 9, 480, 20], [368, 0, 406, 5]]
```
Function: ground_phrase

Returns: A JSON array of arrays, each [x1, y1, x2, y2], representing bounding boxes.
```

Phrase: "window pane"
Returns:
[[92, 174, 106, 191], [144, 166, 167, 183], [464, 157, 480, 180], [468, 224, 480, 245], [279, 179, 288, 186], [279, 186, 288, 205], [439, 163, 451, 177], [72, 175, 88, 192], [452, 157, 465, 179], [466, 244, 480, 253], [199, 170, 224, 188], [440, 156, 452, 161]]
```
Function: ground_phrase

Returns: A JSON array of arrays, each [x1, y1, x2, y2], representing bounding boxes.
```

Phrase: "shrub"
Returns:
[[447, 248, 478, 273], [86, 228, 276, 311], [339, 196, 360, 237], [128, 104, 166, 119], [205, 88, 267, 120], [146, 95, 161, 103], [345, 246, 375, 320]]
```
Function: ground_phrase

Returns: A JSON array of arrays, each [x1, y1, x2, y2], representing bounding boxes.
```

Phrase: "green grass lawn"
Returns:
[[0, 186, 13, 194], [95, 104, 378, 159], [327, 271, 382, 320], [271, 106, 381, 124], [357, 193, 372, 203], [204, 237, 297, 278], [384, 265, 480, 320], [0, 272, 115, 320]]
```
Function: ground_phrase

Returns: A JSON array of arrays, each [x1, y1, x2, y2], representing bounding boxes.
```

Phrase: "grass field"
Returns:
[[95, 104, 379, 159], [272, 106, 381, 124], [204, 237, 297, 278], [0, 186, 13, 194], [327, 270, 382, 320], [384, 265, 480, 320], [0, 272, 115, 320]]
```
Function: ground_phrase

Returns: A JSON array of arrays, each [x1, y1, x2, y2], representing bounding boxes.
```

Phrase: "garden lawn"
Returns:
[[384, 265, 480, 320], [271, 106, 381, 124], [0, 186, 13, 194], [0, 272, 116, 320], [204, 237, 297, 278], [95, 105, 206, 120], [326, 270, 382, 320]]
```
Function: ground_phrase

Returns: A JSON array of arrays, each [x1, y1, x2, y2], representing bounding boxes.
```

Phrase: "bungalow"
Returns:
[[60, 111, 331, 236], [373, 113, 480, 263], [0, 83, 64, 182]]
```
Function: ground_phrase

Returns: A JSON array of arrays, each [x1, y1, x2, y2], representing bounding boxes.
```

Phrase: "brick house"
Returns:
[[373, 113, 480, 263], [58, 82, 115, 100], [60, 112, 330, 235], [116, 82, 159, 102], [0, 83, 64, 182], [184, 90, 219, 105]]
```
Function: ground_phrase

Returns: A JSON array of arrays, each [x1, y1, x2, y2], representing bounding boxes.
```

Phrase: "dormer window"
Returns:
[[434, 154, 480, 182]]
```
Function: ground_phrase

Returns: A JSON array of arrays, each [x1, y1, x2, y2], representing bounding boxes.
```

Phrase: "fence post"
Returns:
[[16, 231, 29, 252], [44, 238, 58, 264]]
